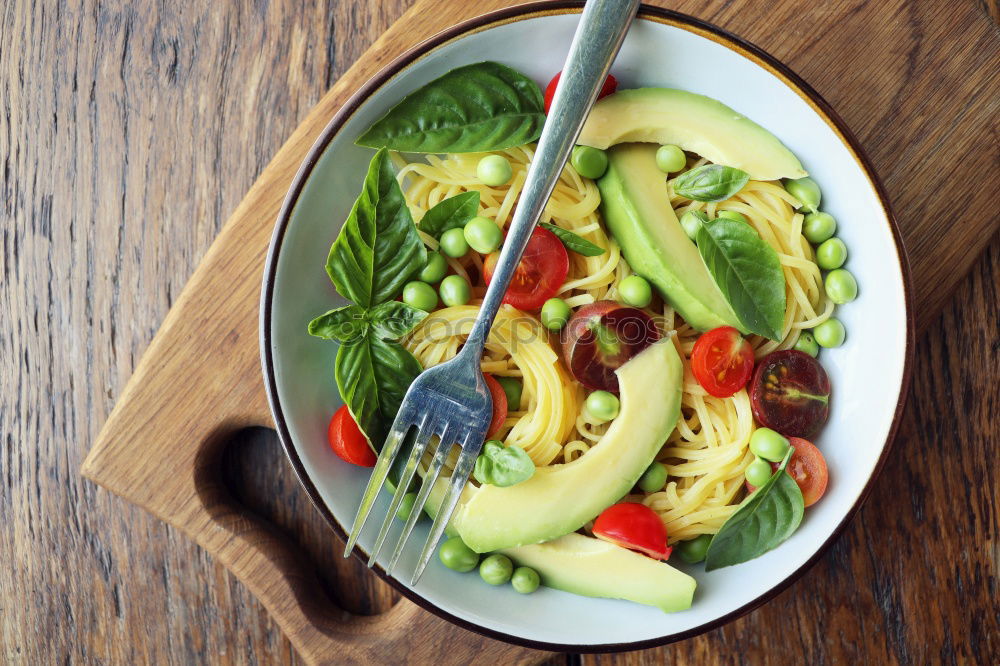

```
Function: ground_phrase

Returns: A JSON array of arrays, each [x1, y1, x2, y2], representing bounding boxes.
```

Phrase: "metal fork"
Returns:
[[343, 0, 640, 585]]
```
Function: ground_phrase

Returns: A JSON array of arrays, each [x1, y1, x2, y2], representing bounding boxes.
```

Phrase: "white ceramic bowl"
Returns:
[[261, 2, 913, 651]]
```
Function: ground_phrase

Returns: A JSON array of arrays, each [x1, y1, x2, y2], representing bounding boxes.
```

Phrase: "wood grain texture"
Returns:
[[1, 0, 997, 664]]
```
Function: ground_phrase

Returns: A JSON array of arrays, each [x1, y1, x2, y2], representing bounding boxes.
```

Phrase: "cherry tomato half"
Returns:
[[746, 437, 829, 507], [483, 226, 569, 311], [483, 374, 508, 439], [593, 502, 671, 560], [544, 71, 618, 114], [784, 437, 829, 506], [750, 350, 831, 437], [327, 405, 376, 467], [560, 300, 660, 393], [691, 326, 755, 398]]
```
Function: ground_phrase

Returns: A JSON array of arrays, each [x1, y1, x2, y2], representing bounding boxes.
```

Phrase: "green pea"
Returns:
[[463, 216, 502, 254], [419, 251, 448, 283], [803, 211, 837, 244], [402, 281, 438, 312], [439, 227, 469, 258], [825, 268, 858, 305], [785, 177, 821, 213], [477, 154, 512, 187], [438, 536, 479, 572], [816, 237, 847, 270], [677, 534, 712, 564], [571, 145, 608, 179], [749, 427, 789, 462], [395, 492, 419, 521], [717, 209, 749, 225], [540, 297, 571, 331], [794, 331, 819, 358], [680, 209, 708, 240], [439, 274, 471, 307], [478, 553, 514, 585], [585, 390, 620, 423], [655, 144, 686, 173], [814, 318, 846, 348], [638, 462, 668, 493], [511, 566, 540, 594], [619, 275, 653, 308], [495, 376, 523, 410], [745, 458, 773, 487]]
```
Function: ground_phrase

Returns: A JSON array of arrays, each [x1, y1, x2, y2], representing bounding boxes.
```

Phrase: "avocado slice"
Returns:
[[598, 144, 743, 332], [447, 337, 682, 553], [425, 488, 696, 614], [577, 88, 806, 181], [499, 533, 695, 613]]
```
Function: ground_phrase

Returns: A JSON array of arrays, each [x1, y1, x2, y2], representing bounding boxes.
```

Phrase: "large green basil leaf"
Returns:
[[369, 301, 427, 341], [705, 448, 804, 571], [308, 305, 368, 343], [673, 164, 750, 202], [326, 148, 425, 308], [417, 191, 480, 238], [696, 218, 786, 340], [473, 440, 535, 487], [539, 222, 606, 257], [356, 62, 545, 153], [335, 335, 423, 446]]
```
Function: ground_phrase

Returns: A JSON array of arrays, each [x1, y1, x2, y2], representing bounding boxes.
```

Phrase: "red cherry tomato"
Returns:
[[544, 71, 618, 114], [690, 326, 754, 398], [745, 437, 829, 507], [483, 226, 569, 311], [592, 502, 671, 560], [750, 350, 831, 437], [327, 405, 376, 467], [483, 374, 508, 439], [784, 438, 829, 506], [560, 300, 660, 393]]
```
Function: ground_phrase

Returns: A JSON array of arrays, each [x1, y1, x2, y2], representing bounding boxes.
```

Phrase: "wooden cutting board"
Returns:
[[80, 0, 999, 664]]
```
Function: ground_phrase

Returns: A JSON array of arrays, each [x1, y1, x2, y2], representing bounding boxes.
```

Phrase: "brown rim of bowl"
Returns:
[[260, 0, 915, 653]]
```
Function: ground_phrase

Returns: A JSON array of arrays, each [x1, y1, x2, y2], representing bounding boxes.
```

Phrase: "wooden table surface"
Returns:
[[2, 0, 997, 664]]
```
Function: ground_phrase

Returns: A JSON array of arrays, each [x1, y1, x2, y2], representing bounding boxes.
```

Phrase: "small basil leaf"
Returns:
[[473, 440, 535, 487], [335, 335, 424, 446], [356, 62, 545, 153], [704, 448, 804, 571], [369, 301, 428, 341], [326, 148, 425, 308], [418, 191, 480, 238], [539, 222, 606, 257], [334, 339, 382, 445], [696, 218, 786, 340], [369, 337, 423, 422], [308, 305, 368, 343], [673, 164, 750, 202]]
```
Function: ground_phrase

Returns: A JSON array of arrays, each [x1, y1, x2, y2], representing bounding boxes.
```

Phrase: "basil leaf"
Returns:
[[540, 222, 606, 257], [308, 305, 368, 343], [673, 164, 750, 202], [417, 191, 480, 238], [473, 440, 535, 487], [356, 62, 545, 153], [705, 448, 804, 571], [326, 148, 425, 308], [335, 335, 423, 446], [696, 218, 786, 340], [369, 301, 427, 341]]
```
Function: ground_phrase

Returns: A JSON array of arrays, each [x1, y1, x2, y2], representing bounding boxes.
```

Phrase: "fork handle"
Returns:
[[461, 0, 639, 355]]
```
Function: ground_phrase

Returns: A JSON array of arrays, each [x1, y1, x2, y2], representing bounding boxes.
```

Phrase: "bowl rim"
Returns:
[[260, 0, 915, 652]]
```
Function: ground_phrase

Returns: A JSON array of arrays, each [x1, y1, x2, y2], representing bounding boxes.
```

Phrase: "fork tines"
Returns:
[[343, 403, 483, 585]]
